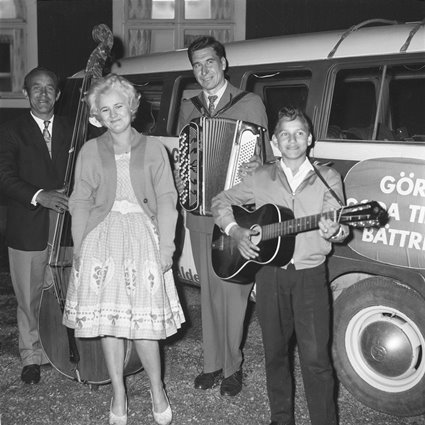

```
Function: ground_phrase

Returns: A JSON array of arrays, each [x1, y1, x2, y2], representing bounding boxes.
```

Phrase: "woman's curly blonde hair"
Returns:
[[85, 73, 141, 122]]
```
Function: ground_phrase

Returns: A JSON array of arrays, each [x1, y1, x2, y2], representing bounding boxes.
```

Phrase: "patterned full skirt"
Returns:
[[63, 210, 185, 340]]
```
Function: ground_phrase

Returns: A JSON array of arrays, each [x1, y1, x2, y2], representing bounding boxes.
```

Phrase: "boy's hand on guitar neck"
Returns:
[[318, 217, 341, 241], [228, 224, 260, 260]]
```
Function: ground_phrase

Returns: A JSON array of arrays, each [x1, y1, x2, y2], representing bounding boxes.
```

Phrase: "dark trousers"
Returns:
[[256, 264, 337, 425], [188, 214, 253, 377]]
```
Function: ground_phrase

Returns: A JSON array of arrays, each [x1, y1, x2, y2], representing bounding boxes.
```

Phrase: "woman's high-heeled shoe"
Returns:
[[109, 397, 128, 425], [149, 389, 172, 425]]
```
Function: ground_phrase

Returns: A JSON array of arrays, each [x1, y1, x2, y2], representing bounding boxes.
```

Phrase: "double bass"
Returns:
[[38, 24, 142, 384]]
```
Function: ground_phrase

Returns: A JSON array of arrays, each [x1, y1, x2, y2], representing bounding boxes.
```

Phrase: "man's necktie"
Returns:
[[43, 120, 52, 157], [208, 95, 218, 116]]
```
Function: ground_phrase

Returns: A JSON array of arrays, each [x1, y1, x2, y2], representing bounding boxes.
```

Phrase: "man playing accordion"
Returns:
[[176, 36, 273, 397]]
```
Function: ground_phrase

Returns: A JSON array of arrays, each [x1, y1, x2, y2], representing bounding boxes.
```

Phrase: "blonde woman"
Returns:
[[63, 74, 184, 425]]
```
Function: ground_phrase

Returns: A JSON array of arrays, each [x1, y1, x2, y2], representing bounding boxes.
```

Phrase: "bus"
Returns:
[[60, 19, 425, 417]]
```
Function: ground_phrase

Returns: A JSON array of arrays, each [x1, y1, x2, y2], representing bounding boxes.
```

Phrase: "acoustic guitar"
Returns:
[[211, 201, 387, 284]]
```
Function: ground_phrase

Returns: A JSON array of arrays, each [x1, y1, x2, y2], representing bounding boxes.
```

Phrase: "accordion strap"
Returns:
[[190, 91, 249, 118]]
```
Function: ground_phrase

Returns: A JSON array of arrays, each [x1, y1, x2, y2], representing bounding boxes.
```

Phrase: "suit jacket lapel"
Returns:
[[215, 84, 239, 111], [215, 84, 231, 111], [196, 93, 209, 115]]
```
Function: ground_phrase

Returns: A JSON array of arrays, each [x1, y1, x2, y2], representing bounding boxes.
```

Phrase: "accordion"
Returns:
[[178, 117, 266, 215]]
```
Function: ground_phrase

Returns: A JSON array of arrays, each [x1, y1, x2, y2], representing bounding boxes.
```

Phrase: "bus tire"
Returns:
[[332, 276, 425, 417]]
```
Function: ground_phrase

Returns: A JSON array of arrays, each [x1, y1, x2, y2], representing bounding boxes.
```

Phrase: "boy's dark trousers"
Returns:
[[256, 263, 337, 425]]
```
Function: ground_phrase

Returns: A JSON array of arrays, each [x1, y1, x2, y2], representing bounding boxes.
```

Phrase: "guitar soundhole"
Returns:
[[250, 224, 262, 245]]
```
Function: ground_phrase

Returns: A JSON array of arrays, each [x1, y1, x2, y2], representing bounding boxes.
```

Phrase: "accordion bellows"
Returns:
[[178, 117, 266, 215]]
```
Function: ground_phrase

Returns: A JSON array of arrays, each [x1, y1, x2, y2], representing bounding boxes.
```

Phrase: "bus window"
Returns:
[[130, 80, 164, 135], [172, 76, 200, 135], [390, 68, 425, 142], [245, 70, 310, 136], [264, 85, 309, 131], [328, 69, 377, 140], [327, 63, 425, 142]]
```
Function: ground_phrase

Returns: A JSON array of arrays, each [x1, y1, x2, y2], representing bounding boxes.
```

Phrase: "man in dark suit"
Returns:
[[0, 67, 71, 384], [177, 36, 273, 397]]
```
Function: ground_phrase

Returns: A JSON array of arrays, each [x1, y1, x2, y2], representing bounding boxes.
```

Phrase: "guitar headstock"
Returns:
[[340, 201, 388, 228]]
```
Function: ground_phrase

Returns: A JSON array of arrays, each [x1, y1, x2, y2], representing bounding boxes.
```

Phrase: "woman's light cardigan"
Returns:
[[69, 129, 178, 263]]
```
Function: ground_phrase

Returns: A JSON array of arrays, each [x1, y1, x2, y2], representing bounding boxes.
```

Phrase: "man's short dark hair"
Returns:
[[23, 67, 59, 92], [187, 36, 226, 64]]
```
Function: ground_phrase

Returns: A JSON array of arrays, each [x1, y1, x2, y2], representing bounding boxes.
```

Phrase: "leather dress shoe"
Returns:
[[194, 369, 223, 390], [220, 369, 242, 396], [21, 364, 40, 384]]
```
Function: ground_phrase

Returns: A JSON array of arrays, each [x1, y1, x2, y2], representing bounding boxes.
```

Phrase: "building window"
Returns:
[[184, 0, 211, 19], [114, 0, 245, 56], [0, 35, 12, 91], [152, 0, 175, 19], [0, 0, 20, 18], [0, 0, 24, 94], [0, 0, 37, 106]]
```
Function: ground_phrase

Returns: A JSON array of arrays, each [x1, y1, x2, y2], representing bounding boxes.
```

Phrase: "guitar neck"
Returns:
[[262, 210, 337, 240]]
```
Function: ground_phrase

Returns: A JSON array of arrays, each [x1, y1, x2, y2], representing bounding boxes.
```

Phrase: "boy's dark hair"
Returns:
[[187, 36, 226, 64], [274, 106, 312, 135], [23, 67, 59, 92]]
